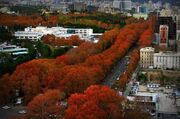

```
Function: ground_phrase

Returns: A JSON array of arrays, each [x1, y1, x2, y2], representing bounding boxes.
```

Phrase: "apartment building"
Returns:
[[154, 52, 180, 69], [140, 47, 155, 69]]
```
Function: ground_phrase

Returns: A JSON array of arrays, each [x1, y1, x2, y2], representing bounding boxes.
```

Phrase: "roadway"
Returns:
[[103, 55, 130, 88], [0, 104, 26, 119]]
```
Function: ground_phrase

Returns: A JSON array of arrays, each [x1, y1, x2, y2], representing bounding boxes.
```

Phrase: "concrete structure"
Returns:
[[157, 93, 178, 119], [14, 26, 102, 41], [133, 13, 148, 20], [127, 84, 158, 116], [113, 0, 131, 12], [155, 17, 176, 50], [69, 2, 87, 12], [0, 43, 28, 56], [160, 9, 172, 17], [140, 47, 155, 69], [154, 52, 180, 69], [139, 6, 148, 13], [50, 3, 70, 14]]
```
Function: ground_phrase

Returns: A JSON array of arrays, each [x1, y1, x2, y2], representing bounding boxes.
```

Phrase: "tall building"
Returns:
[[123, 0, 132, 11], [140, 47, 155, 69], [69, 2, 87, 12], [113, 0, 131, 12], [155, 17, 176, 50]]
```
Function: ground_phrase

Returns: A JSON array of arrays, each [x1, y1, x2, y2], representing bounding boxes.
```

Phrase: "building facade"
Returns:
[[140, 47, 155, 69], [69, 2, 87, 12], [0, 43, 28, 56], [113, 0, 132, 12], [154, 52, 180, 69], [155, 17, 176, 50], [14, 26, 100, 41]]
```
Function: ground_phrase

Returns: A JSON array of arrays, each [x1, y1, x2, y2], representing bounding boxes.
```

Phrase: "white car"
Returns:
[[18, 110, 27, 114], [2, 105, 10, 109], [116, 77, 119, 80], [16, 98, 22, 104]]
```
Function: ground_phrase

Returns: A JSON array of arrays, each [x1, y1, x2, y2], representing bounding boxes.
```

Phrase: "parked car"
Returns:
[[18, 110, 27, 114], [16, 98, 22, 105], [2, 105, 10, 109]]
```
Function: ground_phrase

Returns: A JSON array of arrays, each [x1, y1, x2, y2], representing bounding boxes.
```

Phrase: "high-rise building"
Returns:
[[69, 2, 87, 12], [140, 47, 155, 69], [123, 0, 132, 11], [113, 0, 131, 12], [155, 17, 176, 50]]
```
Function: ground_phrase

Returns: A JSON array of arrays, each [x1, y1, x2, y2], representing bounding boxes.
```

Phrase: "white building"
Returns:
[[14, 26, 101, 41], [154, 52, 180, 69], [0, 43, 28, 56], [133, 13, 148, 20], [140, 47, 155, 69]]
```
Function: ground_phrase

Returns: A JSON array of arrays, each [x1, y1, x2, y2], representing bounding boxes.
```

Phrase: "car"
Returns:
[[18, 110, 27, 114], [16, 98, 22, 105], [2, 105, 10, 109], [149, 110, 156, 116]]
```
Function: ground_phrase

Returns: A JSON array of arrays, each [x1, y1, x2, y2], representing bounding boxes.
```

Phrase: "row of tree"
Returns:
[[0, 14, 58, 27], [9, 18, 151, 102], [0, 12, 129, 32], [118, 16, 156, 91], [0, 16, 155, 119], [42, 35, 84, 47]]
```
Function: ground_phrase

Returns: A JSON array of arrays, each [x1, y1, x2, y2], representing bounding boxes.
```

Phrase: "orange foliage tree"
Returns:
[[9, 17, 155, 103], [65, 85, 124, 119], [43, 35, 84, 46], [0, 14, 58, 27], [118, 17, 155, 90], [27, 89, 65, 119]]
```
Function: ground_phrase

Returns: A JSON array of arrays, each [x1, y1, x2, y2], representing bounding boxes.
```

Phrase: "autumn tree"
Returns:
[[43, 34, 84, 47], [65, 85, 124, 119], [11, 59, 65, 103], [27, 89, 65, 119], [8, 17, 155, 104]]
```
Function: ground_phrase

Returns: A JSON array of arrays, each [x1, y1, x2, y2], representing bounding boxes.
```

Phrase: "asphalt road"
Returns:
[[103, 55, 130, 88], [102, 45, 137, 89], [0, 105, 26, 119]]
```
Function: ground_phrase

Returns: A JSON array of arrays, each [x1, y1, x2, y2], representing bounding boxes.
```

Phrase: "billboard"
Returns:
[[159, 25, 168, 46]]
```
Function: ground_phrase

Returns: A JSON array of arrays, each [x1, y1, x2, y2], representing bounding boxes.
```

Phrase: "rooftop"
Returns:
[[157, 93, 177, 114], [154, 51, 180, 56], [140, 47, 155, 52]]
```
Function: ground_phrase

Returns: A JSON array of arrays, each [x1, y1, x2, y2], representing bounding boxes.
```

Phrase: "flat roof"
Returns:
[[135, 92, 157, 97], [140, 47, 155, 51]]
